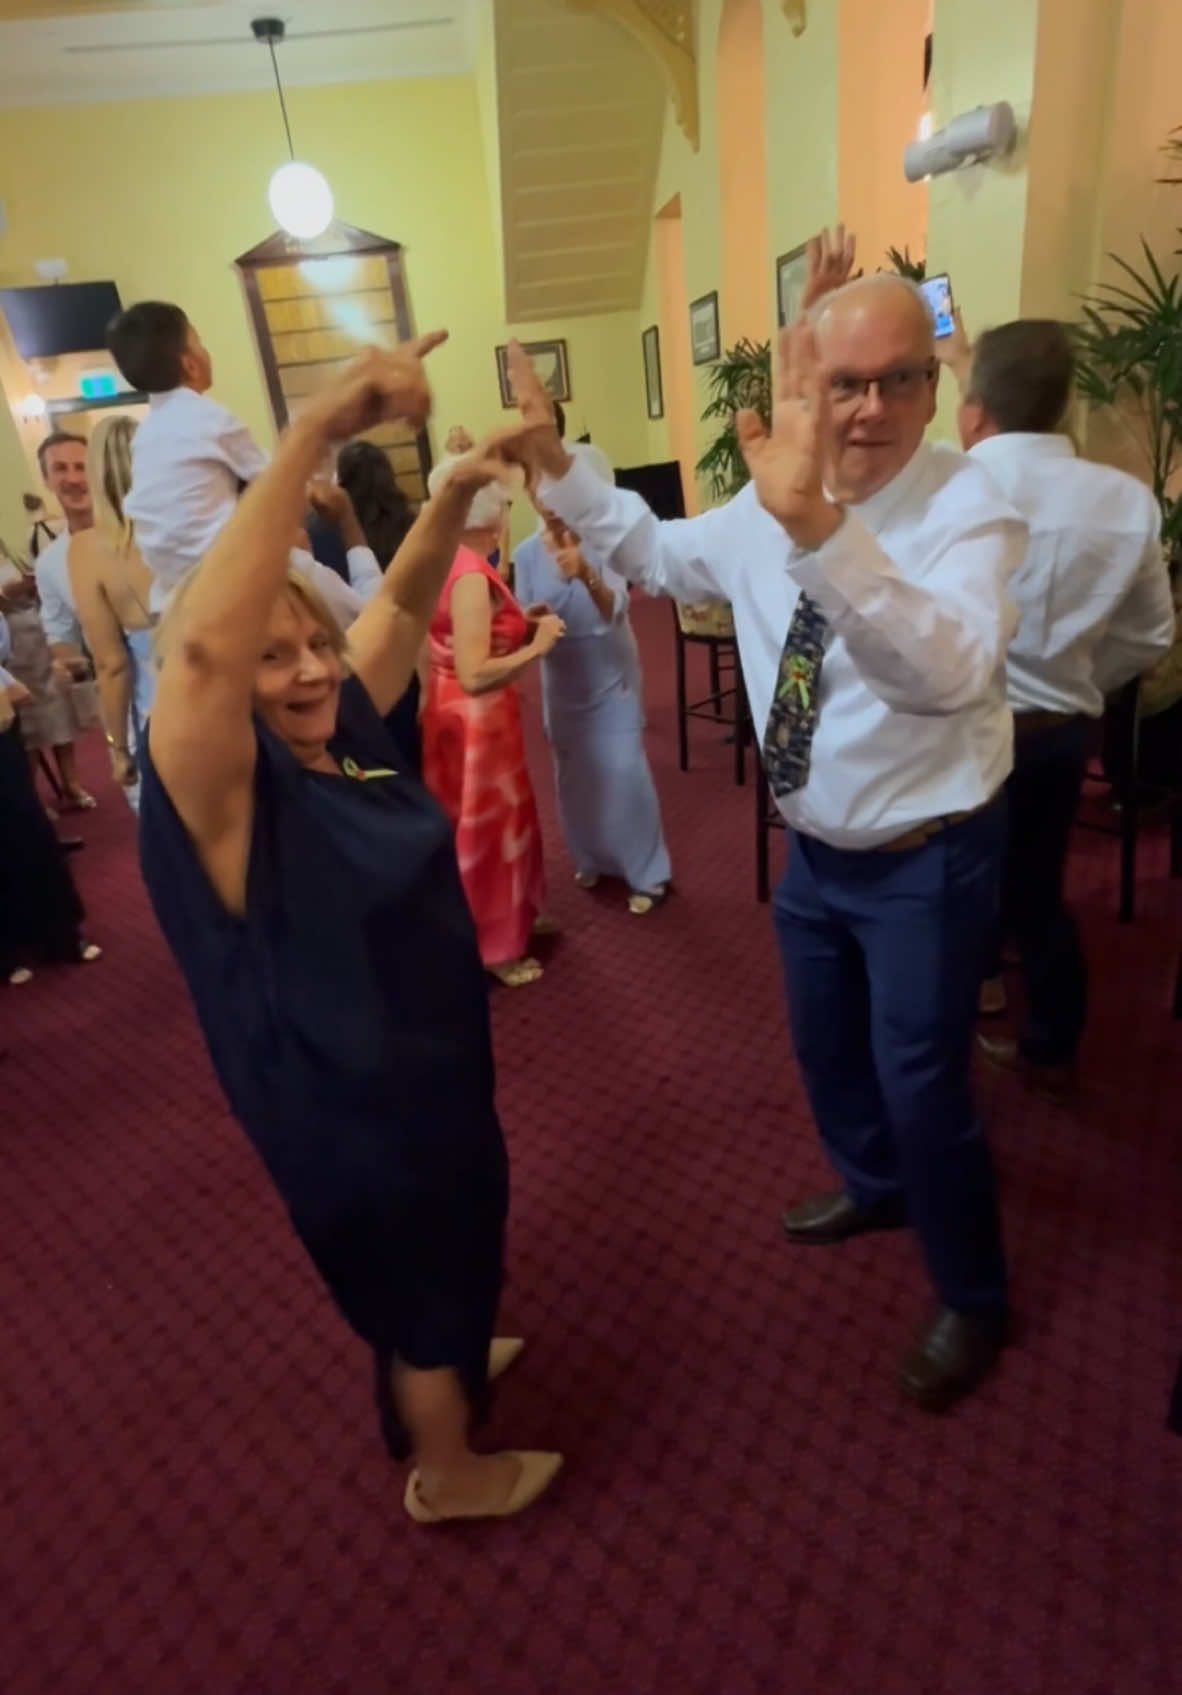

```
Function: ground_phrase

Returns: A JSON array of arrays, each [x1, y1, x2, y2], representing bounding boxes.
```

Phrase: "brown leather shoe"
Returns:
[[781, 1190, 908, 1246], [897, 1307, 1008, 1412], [976, 1033, 1075, 1102]]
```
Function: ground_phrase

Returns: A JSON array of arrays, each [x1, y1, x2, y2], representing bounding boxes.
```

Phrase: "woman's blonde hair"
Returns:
[[88, 416, 137, 552], [154, 563, 349, 671]]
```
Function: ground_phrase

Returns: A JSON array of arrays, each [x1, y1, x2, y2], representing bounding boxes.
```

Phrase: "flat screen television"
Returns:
[[0, 281, 122, 359]]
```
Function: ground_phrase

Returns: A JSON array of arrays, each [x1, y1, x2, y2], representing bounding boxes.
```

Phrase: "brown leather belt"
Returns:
[[875, 794, 996, 854], [1012, 709, 1083, 739]]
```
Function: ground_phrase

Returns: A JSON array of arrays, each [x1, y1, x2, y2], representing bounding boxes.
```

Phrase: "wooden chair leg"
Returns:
[[1118, 788, 1138, 923], [708, 643, 722, 716], [756, 758, 771, 903], [733, 657, 748, 788], [675, 626, 689, 772]]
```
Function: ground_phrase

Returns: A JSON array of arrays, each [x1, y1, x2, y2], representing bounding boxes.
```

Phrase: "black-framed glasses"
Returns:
[[828, 361, 937, 404]]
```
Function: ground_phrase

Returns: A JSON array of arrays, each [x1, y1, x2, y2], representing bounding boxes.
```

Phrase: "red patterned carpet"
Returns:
[[3, 593, 1181, 1695]]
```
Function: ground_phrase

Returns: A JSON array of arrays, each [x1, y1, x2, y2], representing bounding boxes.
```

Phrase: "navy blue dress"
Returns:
[[139, 674, 508, 1456]]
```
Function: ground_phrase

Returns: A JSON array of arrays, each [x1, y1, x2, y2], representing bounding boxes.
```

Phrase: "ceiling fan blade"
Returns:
[[66, 18, 450, 55]]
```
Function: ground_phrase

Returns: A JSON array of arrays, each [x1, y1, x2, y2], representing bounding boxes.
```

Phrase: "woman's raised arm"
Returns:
[[150, 338, 444, 861]]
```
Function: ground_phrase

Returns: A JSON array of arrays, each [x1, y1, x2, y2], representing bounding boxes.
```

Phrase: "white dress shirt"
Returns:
[[289, 547, 383, 630], [126, 386, 270, 611], [968, 433, 1175, 716], [32, 530, 83, 650], [540, 442, 1028, 849]]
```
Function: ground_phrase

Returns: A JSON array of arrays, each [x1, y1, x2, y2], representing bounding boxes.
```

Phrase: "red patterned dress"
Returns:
[[421, 548, 545, 966]]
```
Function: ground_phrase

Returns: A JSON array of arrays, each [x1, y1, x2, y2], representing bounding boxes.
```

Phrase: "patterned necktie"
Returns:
[[761, 592, 829, 798]]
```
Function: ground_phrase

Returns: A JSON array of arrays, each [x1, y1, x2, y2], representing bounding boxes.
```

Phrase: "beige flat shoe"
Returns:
[[488, 1337, 524, 1382], [489, 957, 543, 989], [573, 871, 599, 890], [531, 914, 561, 937], [404, 1451, 563, 1525], [627, 883, 669, 916]]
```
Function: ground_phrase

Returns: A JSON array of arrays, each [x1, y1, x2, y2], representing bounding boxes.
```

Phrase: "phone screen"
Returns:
[[919, 273, 955, 339]]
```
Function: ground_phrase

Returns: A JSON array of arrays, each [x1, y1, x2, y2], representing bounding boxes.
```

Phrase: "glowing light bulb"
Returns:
[[917, 110, 934, 141], [17, 393, 47, 421], [268, 161, 334, 240]]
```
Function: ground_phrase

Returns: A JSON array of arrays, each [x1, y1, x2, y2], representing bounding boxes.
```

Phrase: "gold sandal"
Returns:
[[488, 1337, 524, 1381], [627, 884, 669, 916], [404, 1451, 563, 1525], [489, 957, 543, 988]]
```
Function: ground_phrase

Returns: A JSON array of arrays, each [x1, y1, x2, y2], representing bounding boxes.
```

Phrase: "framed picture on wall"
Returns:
[[495, 338, 570, 408], [689, 291, 720, 365], [642, 324, 664, 419], [776, 244, 809, 328]]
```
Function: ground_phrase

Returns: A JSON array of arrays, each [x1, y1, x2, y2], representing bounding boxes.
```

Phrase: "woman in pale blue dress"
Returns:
[[514, 478, 671, 913]]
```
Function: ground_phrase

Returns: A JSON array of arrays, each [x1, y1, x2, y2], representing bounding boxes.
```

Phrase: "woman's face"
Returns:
[[252, 592, 343, 761]]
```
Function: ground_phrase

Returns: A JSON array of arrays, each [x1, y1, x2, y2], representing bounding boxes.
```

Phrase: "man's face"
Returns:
[[41, 440, 90, 521], [181, 323, 213, 392], [815, 287, 938, 504]]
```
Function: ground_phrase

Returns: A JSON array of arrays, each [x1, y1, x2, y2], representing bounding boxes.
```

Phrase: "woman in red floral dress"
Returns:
[[421, 480, 564, 987]]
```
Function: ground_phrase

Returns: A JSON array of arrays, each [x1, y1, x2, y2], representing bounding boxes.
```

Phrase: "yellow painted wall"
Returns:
[[639, 0, 841, 494], [837, 0, 929, 275], [924, 0, 1040, 440], [0, 74, 648, 550], [1018, 0, 1119, 319], [716, 0, 771, 345]]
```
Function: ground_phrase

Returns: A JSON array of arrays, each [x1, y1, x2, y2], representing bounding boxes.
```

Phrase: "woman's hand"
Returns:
[[530, 612, 566, 656], [523, 602, 554, 621], [553, 540, 585, 583], [302, 336, 448, 442], [307, 478, 354, 525], [4, 678, 31, 708], [0, 574, 37, 610]]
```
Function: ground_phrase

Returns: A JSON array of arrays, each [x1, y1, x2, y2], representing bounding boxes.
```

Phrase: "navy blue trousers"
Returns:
[[1001, 717, 1090, 1065], [772, 802, 1008, 1317]]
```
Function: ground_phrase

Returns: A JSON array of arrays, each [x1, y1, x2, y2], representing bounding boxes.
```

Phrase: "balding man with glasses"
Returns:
[[501, 241, 1028, 1410]]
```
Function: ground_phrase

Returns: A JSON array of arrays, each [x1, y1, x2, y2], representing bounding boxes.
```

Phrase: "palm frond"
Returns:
[[694, 339, 772, 502]]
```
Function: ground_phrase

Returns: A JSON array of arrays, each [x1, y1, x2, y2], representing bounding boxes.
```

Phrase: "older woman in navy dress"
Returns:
[[138, 344, 560, 1525], [514, 480, 671, 913]]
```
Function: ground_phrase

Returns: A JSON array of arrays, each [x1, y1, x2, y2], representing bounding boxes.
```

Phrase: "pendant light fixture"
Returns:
[[252, 16, 334, 240]]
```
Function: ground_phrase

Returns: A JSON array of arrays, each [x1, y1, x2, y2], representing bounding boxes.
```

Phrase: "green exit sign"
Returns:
[[79, 372, 117, 400]]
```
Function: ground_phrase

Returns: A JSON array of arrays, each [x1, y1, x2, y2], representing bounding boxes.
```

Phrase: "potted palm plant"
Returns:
[[694, 337, 772, 503], [1072, 126, 1182, 560]]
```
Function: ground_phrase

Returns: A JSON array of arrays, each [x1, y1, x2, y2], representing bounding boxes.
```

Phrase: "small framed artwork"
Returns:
[[776, 244, 809, 328], [689, 291, 720, 365], [495, 338, 570, 408], [642, 324, 664, 419]]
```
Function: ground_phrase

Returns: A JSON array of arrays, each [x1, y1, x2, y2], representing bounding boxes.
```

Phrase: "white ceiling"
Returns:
[[0, 0, 476, 108]]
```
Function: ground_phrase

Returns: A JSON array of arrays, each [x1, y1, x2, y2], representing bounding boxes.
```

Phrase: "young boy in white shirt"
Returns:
[[107, 301, 380, 623]]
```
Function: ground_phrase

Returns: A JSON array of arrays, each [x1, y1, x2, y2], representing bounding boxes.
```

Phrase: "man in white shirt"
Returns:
[[30, 432, 91, 655], [953, 318, 1174, 1079], [107, 300, 382, 625], [500, 277, 1027, 1409]]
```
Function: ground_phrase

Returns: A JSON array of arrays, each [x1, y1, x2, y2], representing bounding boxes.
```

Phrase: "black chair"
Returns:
[[1079, 677, 1182, 922], [672, 601, 750, 785]]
